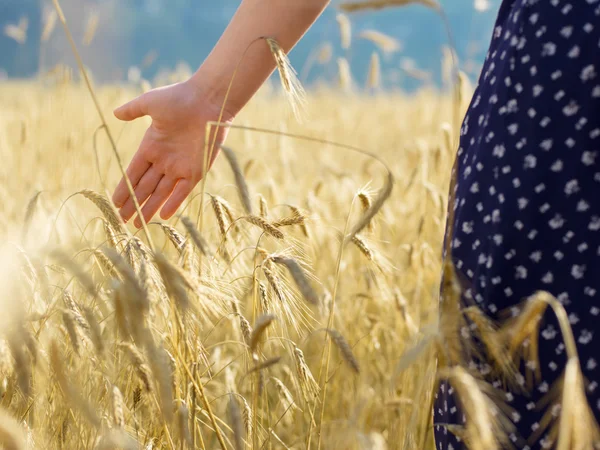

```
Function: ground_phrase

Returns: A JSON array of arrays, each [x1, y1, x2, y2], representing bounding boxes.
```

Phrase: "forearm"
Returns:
[[191, 0, 330, 116]]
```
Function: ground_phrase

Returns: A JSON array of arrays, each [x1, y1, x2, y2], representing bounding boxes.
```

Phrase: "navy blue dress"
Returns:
[[434, 1, 600, 449]]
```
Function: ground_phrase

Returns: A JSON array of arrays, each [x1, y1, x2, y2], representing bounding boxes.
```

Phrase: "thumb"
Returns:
[[113, 93, 149, 121]]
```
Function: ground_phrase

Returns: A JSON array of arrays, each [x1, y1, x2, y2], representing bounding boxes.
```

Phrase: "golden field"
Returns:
[[0, 80, 458, 449]]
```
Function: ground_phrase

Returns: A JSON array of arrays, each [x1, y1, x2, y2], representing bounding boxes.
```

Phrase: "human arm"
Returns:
[[112, 0, 331, 228]]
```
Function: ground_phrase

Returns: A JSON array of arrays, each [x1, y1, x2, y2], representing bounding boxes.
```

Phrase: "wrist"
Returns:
[[189, 64, 240, 120]]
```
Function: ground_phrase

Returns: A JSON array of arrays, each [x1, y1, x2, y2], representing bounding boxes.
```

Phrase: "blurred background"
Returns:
[[0, 0, 501, 90]]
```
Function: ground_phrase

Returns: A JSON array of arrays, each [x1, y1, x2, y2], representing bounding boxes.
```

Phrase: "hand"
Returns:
[[112, 80, 233, 228]]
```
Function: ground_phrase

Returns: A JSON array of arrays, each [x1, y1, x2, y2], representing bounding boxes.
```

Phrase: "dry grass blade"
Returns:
[[78, 189, 124, 233], [249, 314, 276, 352], [264, 37, 306, 121], [0, 406, 26, 450], [324, 329, 360, 374], [228, 393, 244, 450], [242, 216, 284, 239], [181, 216, 210, 256], [271, 256, 319, 305], [221, 145, 253, 214], [339, 0, 440, 12]]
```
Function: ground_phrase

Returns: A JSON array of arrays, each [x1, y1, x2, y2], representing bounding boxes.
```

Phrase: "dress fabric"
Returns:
[[434, 1, 600, 449]]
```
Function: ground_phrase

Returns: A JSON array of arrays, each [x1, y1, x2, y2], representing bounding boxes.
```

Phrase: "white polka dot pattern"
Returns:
[[435, 1, 600, 448]]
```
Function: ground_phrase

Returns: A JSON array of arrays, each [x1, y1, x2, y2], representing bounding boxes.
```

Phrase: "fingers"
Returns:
[[133, 177, 177, 228], [160, 180, 192, 220], [113, 152, 151, 208], [119, 168, 163, 222], [113, 93, 149, 121]]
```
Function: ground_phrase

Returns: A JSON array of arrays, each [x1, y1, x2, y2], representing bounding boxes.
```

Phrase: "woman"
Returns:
[[112, 1, 600, 448]]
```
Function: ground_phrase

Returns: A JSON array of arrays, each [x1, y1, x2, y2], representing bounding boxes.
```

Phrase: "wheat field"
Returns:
[[2, 1, 599, 449], [0, 75, 461, 449]]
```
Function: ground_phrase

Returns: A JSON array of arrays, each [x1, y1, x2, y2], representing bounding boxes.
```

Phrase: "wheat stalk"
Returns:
[[111, 386, 125, 428], [264, 37, 306, 121], [336, 14, 351, 49], [271, 256, 319, 306], [339, 0, 440, 12], [242, 216, 284, 239], [0, 406, 26, 450], [221, 145, 253, 214], [359, 30, 401, 53], [249, 314, 276, 353], [367, 52, 381, 90], [181, 216, 210, 256], [228, 393, 244, 450]]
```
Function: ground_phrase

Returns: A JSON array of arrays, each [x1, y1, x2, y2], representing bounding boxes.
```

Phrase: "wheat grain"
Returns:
[[367, 52, 381, 90], [258, 194, 268, 218], [249, 314, 276, 352], [62, 311, 81, 355], [264, 37, 306, 121], [242, 216, 284, 239], [336, 14, 351, 49], [271, 256, 319, 305], [221, 146, 253, 214], [337, 57, 352, 90], [120, 343, 152, 393], [228, 393, 244, 450], [111, 385, 125, 428], [324, 329, 360, 374], [181, 216, 210, 256], [41, 10, 57, 42], [293, 347, 319, 401], [272, 377, 299, 412], [359, 30, 402, 53], [79, 189, 124, 233], [177, 402, 191, 447], [158, 223, 186, 254], [0, 406, 26, 450]]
